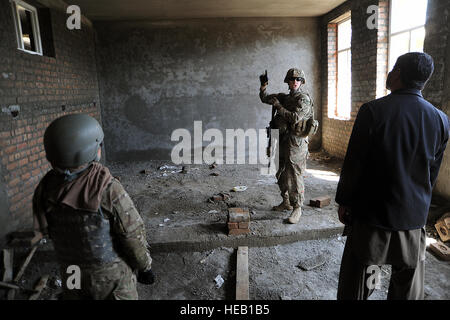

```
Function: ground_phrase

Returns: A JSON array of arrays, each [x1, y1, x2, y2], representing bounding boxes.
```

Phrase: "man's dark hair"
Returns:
[[394, 52, 434, 90]]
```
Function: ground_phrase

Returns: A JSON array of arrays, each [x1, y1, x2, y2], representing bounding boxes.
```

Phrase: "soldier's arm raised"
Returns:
[[102, 179, 152, 272], [260, 86, 284, 105]]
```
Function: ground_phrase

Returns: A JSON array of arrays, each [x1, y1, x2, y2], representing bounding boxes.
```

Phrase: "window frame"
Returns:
[[335, 16, 352, 120], [11, 0, 43, 55], [387, 0, 427, 71]]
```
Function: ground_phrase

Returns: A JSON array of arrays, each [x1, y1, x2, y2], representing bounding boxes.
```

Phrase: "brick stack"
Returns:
[[227, 208, 250, 236]]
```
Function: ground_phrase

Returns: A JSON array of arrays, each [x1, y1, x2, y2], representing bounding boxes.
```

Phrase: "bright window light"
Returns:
[[336, 18, 352, 119], [306, 169, 340, 182], [389, 0, 428, 70]]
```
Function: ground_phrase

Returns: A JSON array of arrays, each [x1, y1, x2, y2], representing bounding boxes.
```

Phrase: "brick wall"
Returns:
[[0, 0, 101, 242], [320, 1, 353, 159], [321, 0, 391, 159], [326, 23, 337, 119], [321, 0, 449, 200], [376, 0, 389, 99], [422, 0, 450, 199]]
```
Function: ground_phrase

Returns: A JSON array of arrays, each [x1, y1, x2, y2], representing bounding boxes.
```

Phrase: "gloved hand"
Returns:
[[137, 269, 155, 285], [259, 70, 268, 86]]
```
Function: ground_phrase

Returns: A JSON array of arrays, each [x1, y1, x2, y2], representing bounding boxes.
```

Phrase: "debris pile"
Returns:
[[297, 253, 327, 271], [208, 192, 231, 203], [1, 238, 48, 300]]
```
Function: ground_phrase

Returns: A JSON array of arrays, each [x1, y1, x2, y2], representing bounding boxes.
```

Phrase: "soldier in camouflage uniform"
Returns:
[[259, 68, 317, 224], [33, 114, 154, 300]]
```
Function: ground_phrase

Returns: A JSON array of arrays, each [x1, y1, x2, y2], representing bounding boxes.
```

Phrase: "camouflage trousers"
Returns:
[[275, 135, 309, 208], [60, 259, 138, 300]]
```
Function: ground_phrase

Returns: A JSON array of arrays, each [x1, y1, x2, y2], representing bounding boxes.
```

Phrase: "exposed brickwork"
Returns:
[[321, 0, 386, 159], [0, 0, 101, 239], [321, 1, 352, 159], [422, 0, 450, 199], [327, 23, 337, 118], [321, 0, 449, 199], [376, 0, 389, 99]]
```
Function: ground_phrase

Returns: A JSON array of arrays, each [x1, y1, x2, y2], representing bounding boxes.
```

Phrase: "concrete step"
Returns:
[[147, 208, 344, 253]]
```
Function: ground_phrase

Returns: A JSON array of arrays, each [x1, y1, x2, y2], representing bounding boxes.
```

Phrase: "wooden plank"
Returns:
[[236, 246, 249, 300], [2, 249, 14, 282], [0, 281, 37, 294], [429, 241, 450, 261], [8, 245, 38, 300], [14, 245, 37, 282], [435, 212, 450, 242], [29, 275, 49, 300], [435, 220, 450, 242], [0, 281, 21, 290]]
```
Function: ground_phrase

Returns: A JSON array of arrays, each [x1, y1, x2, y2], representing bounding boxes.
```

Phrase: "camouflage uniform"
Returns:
[[33, 163, 152, 300], [259, 70, 314, 210]]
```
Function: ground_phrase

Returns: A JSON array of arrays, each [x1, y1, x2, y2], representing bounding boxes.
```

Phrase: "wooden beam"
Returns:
[[14, 245, 38, 283], [2, 249, 14, 282], [8, 245, 38, 300], [29, 275, 49, 300], [236, 246, 249, 300], [0, 281, 21, 290], [0, 281, 37, 294]]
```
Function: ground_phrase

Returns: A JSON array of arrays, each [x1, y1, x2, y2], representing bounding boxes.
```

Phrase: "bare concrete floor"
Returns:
[[2, 152, 449, 300]]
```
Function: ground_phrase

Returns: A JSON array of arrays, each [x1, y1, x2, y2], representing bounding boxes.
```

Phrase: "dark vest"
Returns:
[[45, 202, 120, 267]]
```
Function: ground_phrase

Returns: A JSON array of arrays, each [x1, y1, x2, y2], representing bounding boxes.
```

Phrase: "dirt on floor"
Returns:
[[1, 150, 449, 300]]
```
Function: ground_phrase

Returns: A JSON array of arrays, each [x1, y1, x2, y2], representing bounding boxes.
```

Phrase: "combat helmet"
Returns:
[[284, 68, 306, 84], [44, 114, 104, 168]]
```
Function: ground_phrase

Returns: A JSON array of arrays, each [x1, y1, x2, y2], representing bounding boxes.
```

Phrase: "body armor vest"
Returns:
[[272, 91, 316, 137], [45, 203, 120, 267]]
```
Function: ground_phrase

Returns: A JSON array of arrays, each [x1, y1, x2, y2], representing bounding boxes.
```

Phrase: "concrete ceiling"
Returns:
[[68, 0, 347, 21]]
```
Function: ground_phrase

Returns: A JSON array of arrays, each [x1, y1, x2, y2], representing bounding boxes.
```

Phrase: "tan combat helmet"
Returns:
[[284, 68, 306, 84]]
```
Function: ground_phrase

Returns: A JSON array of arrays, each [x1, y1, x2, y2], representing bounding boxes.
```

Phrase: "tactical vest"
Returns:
[[45, 203, 120, 267], [273, 91, 318, 137]]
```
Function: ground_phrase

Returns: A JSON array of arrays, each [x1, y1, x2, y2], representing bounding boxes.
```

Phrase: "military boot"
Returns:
[[288, 207, 302, 224], [272, 194, 293, 211]]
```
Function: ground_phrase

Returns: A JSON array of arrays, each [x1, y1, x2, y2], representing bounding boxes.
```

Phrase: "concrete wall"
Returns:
[[0, 0, 101, 242], [423, 0, 450, 200], [95, 18, 322, 162]]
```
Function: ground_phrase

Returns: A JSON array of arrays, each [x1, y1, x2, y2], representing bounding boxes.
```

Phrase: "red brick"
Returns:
[[18, 158, 28, 166], [227, 222, 239, 230], [228, 228, 250, 236], [239, 222, 249, 229]]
